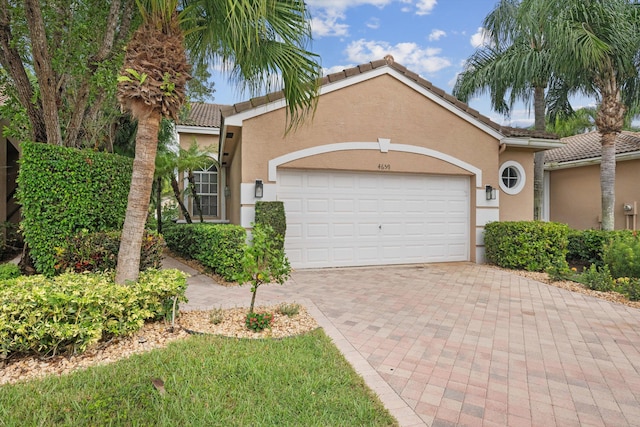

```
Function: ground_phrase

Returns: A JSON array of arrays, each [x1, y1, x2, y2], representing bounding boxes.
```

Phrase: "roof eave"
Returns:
[[545, 150, 640, 170], [175, 125, 220, 135], [502, 137, 564, 150]]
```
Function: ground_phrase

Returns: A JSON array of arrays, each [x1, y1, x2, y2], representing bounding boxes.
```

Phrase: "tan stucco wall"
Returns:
[[549, 159, 640, 230], [239, 74, 498, 186], [178, 133, 218, 153], [227, 139, 243, 225], [498, 148, 535, 221]]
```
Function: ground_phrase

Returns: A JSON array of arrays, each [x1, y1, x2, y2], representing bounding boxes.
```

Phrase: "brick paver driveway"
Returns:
[[175, 259, 640, 426]]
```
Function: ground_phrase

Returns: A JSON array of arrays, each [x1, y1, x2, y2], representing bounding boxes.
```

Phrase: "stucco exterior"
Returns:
[[215, 59, 561, 266], [547, 159, 640, 230], [545, 131, 640, 231]]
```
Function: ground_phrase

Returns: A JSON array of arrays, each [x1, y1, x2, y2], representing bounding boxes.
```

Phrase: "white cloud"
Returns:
[[470, 27, 490, 48], [345, 39, 451, 74], [310, 10, 349, 37], [415, 0, 437, 15], [428, 29, 446, 41], [366, 17, 381, 30], [323, 64, 355, 75]]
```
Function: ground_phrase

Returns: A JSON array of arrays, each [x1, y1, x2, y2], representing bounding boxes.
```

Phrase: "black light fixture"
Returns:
[[485, 185, 496, 200], [255, 179, 264, 198]]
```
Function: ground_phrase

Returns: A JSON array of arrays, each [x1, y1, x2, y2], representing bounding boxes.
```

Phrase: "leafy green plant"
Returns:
[[277, 302, 300, 317], [54, 230, 164, 274], [17, 142, 132, 276], [614, 277, 640, 301], [545, 260, 574, 282], [0, 263, 21, 280], [163, 223, 246, 281], [484, 221, 569, 271], [567, 229, 631, 268], [577, 264, 615, 292], [603, 232, 640, 279], [234, 224, 291, 317], [0, 269, 187, 357], [245, 311, 274, 332], [254, 201, 287, 250]]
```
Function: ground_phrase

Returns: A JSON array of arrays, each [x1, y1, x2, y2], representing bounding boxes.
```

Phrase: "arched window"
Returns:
[[193, 163, 218, 216]]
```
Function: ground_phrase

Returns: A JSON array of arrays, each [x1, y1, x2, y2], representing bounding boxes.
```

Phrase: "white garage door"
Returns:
[[277, 169, 469, 268]]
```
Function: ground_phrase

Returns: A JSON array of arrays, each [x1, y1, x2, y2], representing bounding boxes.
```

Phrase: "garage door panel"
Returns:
[[277, 170, 469, 268]]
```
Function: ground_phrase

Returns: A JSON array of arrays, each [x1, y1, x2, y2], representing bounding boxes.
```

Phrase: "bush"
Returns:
[[54, 230, 164, 274], [255, 201, 287, 250], [0, 269, 187, 357], [567, 229, 631, 267], [245, 311, 274, 332], [615, 277, 640, 301], [0, 263, 21, 280], [603, 232, 640, 279], [578, 264, 615, 292], [17, 142, 132, 276], [484, 221, 569, 271], [163, 223, 246, 281]]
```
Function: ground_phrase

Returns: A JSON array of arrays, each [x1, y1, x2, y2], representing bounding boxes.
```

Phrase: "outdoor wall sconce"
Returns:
[[255, 179, 264, 198], [485, 185, 497, 200]]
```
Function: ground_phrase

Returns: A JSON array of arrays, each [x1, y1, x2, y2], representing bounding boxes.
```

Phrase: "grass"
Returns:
[[0, 329, 398, 426]]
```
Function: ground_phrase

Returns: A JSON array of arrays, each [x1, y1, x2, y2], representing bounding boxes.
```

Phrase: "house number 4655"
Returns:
[[378, 164, 391, 171]]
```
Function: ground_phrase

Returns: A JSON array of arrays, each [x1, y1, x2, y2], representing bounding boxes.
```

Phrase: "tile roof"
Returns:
[[178, 102, 229, 128], [220, 57, 558, 140], [545, 130, 640, 164]]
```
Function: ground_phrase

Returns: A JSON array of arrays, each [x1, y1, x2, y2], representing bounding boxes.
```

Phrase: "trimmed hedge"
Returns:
[[255, 201, 287, 250], [163, 223, 246, 281], [0, 269, 187, 357], [17, 142, 132, 276], [54, 230, 164, 274], [484, 221, 569, 271]]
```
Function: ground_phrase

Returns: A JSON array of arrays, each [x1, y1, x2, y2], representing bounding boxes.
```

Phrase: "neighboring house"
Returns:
[[0, 93, 21, 225], [544, 131, 640, 230], [175, 102, 229, 222], [177, 57, 562, 269]]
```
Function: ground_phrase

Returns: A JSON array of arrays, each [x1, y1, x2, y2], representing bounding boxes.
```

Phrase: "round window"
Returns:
[[499, 161, 525, 195]]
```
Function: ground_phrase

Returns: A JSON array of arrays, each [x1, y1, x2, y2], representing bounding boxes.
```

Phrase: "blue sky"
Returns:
[[208, 0, 591, 128]]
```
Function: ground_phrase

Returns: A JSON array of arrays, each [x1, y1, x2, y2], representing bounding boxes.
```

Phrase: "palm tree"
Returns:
[[545, 107, 596, 137], [541, 0, 640, 230], [453, 0, 553, 220], [176, 141, 216, 223], [115, 0, 321, 283]]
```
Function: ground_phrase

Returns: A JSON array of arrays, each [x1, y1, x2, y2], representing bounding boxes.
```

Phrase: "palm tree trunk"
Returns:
[[116, 108, 162, 284], [170, 176, 192, 223], [600, 134, 616, 231], [533, 85, 546, 220]]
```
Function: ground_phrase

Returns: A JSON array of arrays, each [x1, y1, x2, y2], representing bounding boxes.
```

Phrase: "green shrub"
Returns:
[[17, 142, 132, 276], [614, 277, 640, 301], [567, 229, 631, 267], [0, 263, 21, 280], [245, 311, 274, 332], [54, 230, 164, 274], [603, 232, 640, 279], [163, 223, 246, 281], [484, 221, 569, 271], [578, 264, 615, 292], [255, 201, 286, 250], [277, 302, 300, 317], [0, 269, 187, 357], [235, 224, 291, 314]]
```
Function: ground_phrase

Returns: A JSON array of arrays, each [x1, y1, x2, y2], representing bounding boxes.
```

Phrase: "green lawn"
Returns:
[[0, 329, 397, 426]]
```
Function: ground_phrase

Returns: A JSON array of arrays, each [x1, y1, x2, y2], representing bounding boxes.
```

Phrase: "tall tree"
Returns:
[[0, 0, 135, 147], [453, 0, 553, 220], [542, 0, 640, 230], [115, 0, 321, 283]]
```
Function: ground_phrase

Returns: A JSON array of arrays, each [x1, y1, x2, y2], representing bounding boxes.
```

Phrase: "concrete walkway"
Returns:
[[164, 257, 640, 427]]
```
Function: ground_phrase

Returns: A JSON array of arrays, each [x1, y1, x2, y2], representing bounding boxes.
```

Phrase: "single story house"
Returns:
[[544, 131, 640, 230], [0, 93, 21, 225], [177, 57, 562, 269]]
